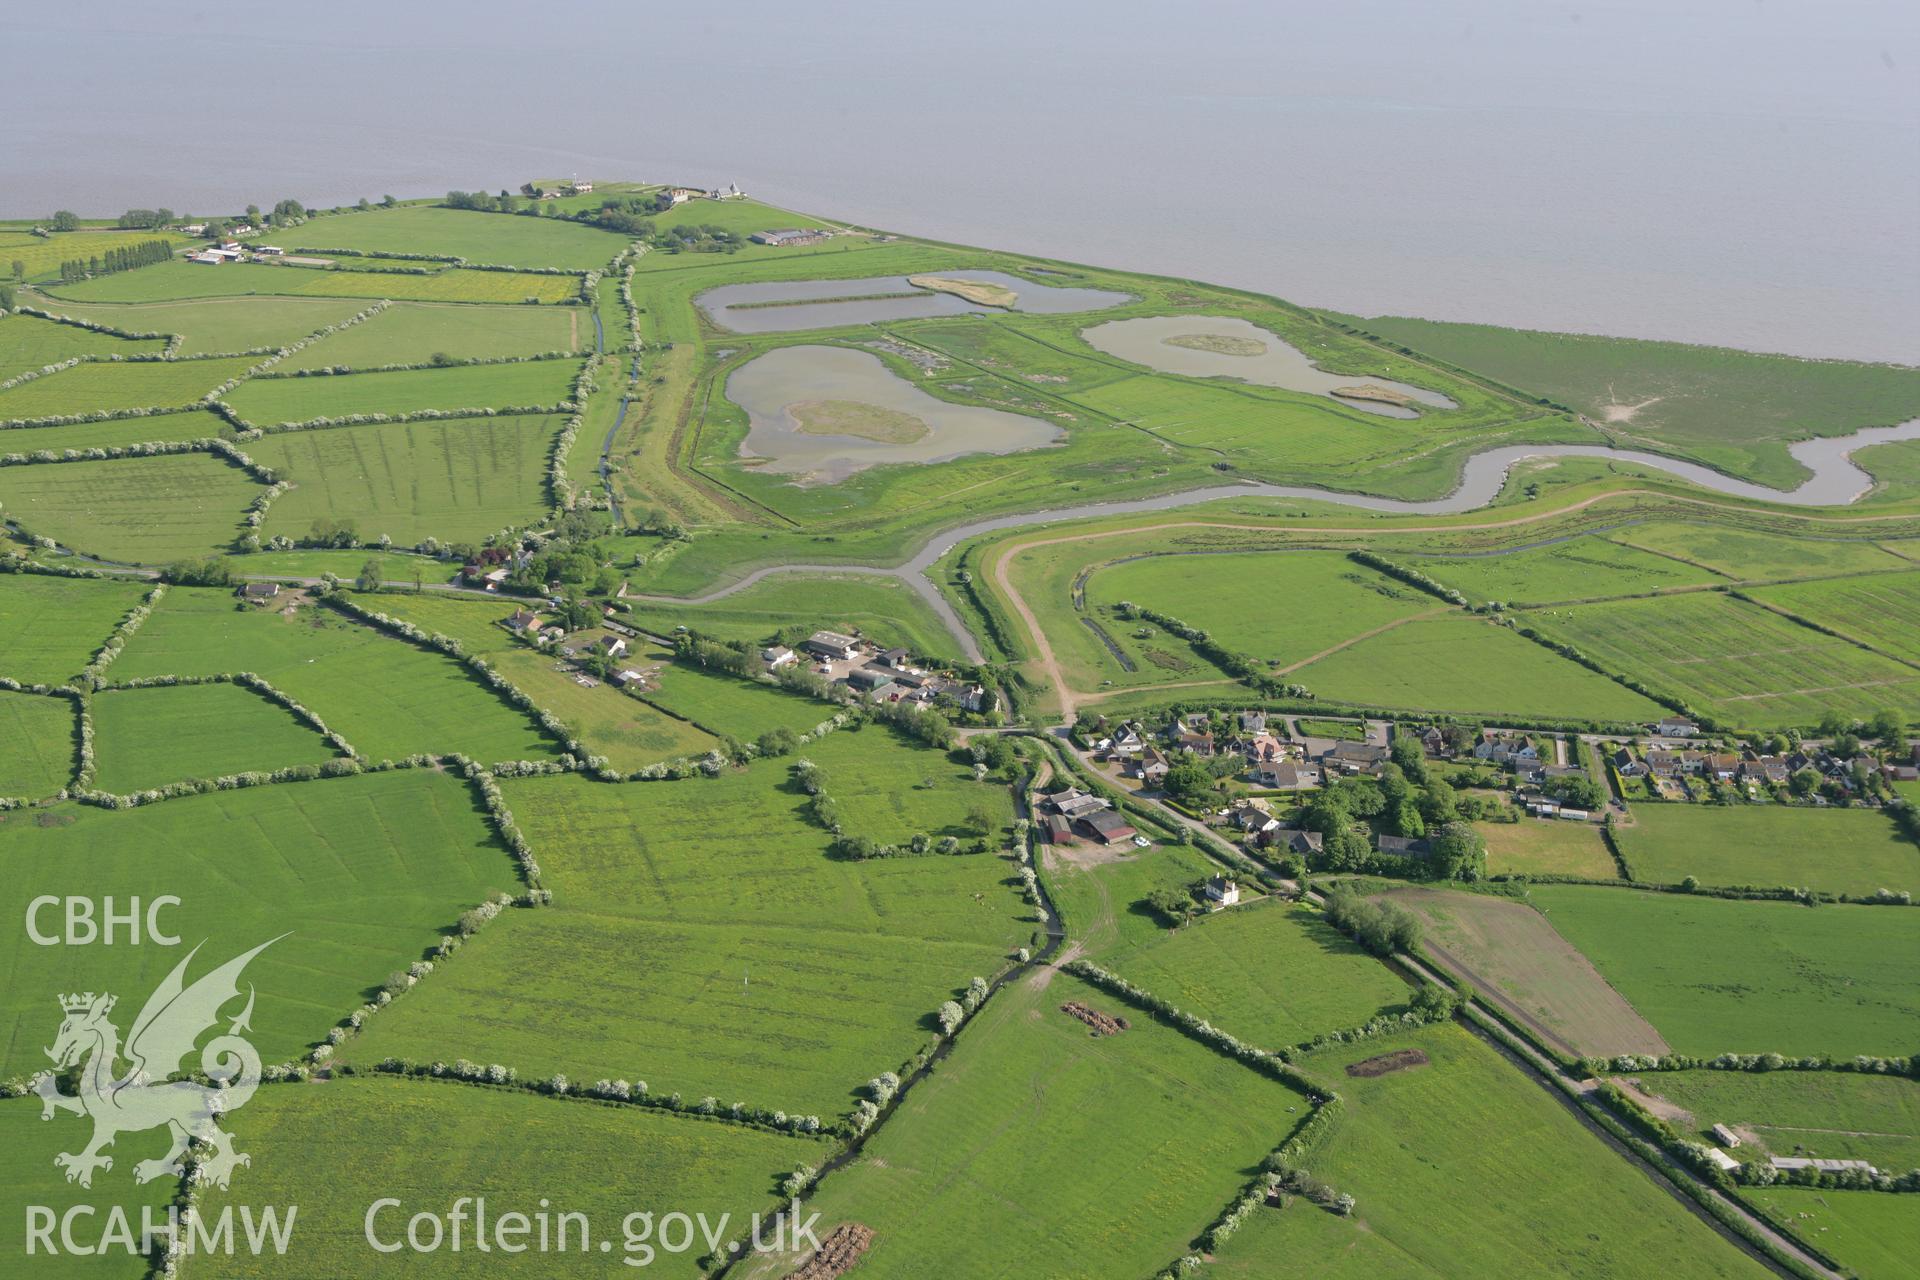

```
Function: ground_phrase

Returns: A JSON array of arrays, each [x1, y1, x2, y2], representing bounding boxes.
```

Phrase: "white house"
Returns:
[[1202, 875, 1240, 909], [763, 645, 797, 669]]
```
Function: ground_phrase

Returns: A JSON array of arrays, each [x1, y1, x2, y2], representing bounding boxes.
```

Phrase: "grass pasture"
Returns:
[[1747, 1189, 1920, 1280], [22, 294, 370, 355], [223, 359, 579, 424], [1531, 885, 1920, 1056], [249, 415, 563, 546], [0, 227, 189, 280], [346, 729, 1026, 1115], [1480, 817, 1618, 879], [0, 572, 147, 683], [0, 310, 165, 378], [0, 453, 260, 562], [1614, 804, 1920, 896], [0, 690, 73, 797], [283, 205, 630, 270], [1098, 899, 1412, 1050], [1614, 522, 1909, 581], [89, 680, 340, 792], [192, 1077, 824, 1279], [1521, 591, 1920, 728], [1637, 1069, 1920, 1174], [1, 407, 234, 452], [620, 572, 958, 661], [640, 658, 832, 740], [735, 971, 1314, 1280], [0, 1098, 170, 1280], [111, 589, 559, 763], [1289, 615, 1666, 722], [1747, 569, 1920, 667], [0, 770, 517, 1076], [1410, 534, 1726, 606], [1208, 1024, 1773, 1280], [1377, 885, 1669, 1059], [279, 301, 581, 370], [0, 355, 255, 419], [40, 260, 580, 306]]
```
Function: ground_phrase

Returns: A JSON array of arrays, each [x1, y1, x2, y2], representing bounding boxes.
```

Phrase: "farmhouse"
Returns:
[[504, 609, 540, 634], [237, 582, 280, 603], [1202, 875, 1240, 909], [762, 645, 797, 669], [751, 228, 830, 247], [804, 630, 862, 662]]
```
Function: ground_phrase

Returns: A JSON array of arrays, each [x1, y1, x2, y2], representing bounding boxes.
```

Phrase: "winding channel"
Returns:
[[631, 420, 1920, 664]]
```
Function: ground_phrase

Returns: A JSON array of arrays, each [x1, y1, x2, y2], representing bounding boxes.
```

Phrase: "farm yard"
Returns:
[[1613, 804, 1920, 896], [6, 182, 1920, 1280]]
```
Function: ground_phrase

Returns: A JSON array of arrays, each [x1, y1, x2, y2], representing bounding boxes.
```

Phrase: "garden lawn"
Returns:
[[284, 205, 630, 270], [280, 301, 580, 370], [250, 415, 562, 547], [0, 690, 73, 797], [1532, 885, 1920, 1056], [1410, 533, 1726, 606], [0, 310, 165, 378], [0, 355, 255, 419], [345, 728, 1029, 1116], [0, 1098, 168, 1280], [223, 359, 579, 423], [1099, 899, 1411, 1050], [1087, 549, 1437, 667], [192, 1077, 825, 1280], [111, 589, 559, 764], [0, 572, 147, 683], [1746, 1189, 1920, 1280], [1521, 591, 1920, 728], [1480, 817, 1618, 879], [1289, 615, 1666, 722], [0, 453, 259, 563], [0, 770, 518, 1077], [22, 295, 368, 355], [1614, 804, 1920, 896], [89, 680, 340, 792], [1207, 1024, 1774, 1280], [733, 971, 1315, 1280], [1637, 1069, 1920, 1173]]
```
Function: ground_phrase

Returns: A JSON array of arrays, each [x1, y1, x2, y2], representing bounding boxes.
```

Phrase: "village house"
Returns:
[[1202, 875, 1241, 909], [237, 582, 280, 603], [1655, 716, 1702, 738], [1260, 827, 1323, 857], [1134, 744, 1171, 785], [503, 608, 540, 634], [1418, 726, 1451, 758], [595, 634, 629, 660], [1612, 748, 1649, 778], [1254, 759, 1321, 791], [1240, 710, 1268, 735], [762, 645, 797, 670], [1374, 833, 1431, 858], [803, 630, 862, 662], [1472, 732, 1539, 768], [1321, 740, 1389, 775], [1174, 715, 1216, 756]]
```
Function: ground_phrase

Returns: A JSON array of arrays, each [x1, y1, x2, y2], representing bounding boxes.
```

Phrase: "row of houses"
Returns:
[[1091, 712, 1387, 792], [657, 182, 745, 207], [1620, 743, 1883, 796]]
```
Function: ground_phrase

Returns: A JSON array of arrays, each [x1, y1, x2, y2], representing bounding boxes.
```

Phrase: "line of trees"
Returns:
[[56, 239, 174, 282]]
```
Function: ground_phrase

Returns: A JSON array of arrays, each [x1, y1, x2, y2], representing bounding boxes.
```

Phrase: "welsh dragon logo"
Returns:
[[33, 937, 282, 1190]]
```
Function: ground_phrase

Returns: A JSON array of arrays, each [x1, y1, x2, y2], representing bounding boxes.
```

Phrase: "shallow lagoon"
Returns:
[[699, 270, 1130, 334], [1080, 314, 1456, 418], [726, 345, 1063, 483]]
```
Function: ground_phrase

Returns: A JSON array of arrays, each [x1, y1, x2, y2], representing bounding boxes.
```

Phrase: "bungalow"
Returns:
[[1324, 741, 1389, 774], [1655, 717, 1702, 738], [504, 609, 541, 634], [237, 582, 280, 603], [762, 645, 797, 669], [253, 245, 285, 256], [1202, 875, 1240, 909], [804, 630, 862, 662], [1232, 808, 1281, 839], [1647, 749, 1682, 779], [1254, 760, 1321, 791], [1262, 827, 1323, 858], [1612, 748, 1649, 778], [1374, 834, 1431, 858]]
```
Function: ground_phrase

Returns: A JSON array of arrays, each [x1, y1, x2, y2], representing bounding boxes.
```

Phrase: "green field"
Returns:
[[20, 294, 370, 355], [735, 971, 1314, 1280], [1481, 818, 1617, 879], [1747, 1189, 1920, 1280], [112, 588, 560, 763], [1088, 549, 1437, 666], [1532, 885, 1920, 1056], [1289, 615, 1666, 722], [280, 301, 582, 369], [1411, 534, 1726, 606], [0, 572, 147, 683], [0, 770, 517, 1075], [1615, 804, 1920, 896], [0, 310, 165, 378], [641, 658, 833, 740], [0, 690, 73, 797], [346, 727, 1026, 1115], [223, 359, 578, 424], [622, 572, 960, 662], [1348, 315, 1920, 491], [1638, 1069, 1920, 1173], [0, 227, 190, 280], [1614, 522, 1910, 580], [1, 407, 234, 453], [1207, 1024, 1773, 1280], [89, 680, 340, 792], [1097, 899, 1412, 1050], [1522, 591, 1920, 727], [0, 1098, 168, 1279], [1747, 569, 1920, 667], [0, 355, 255, 419], [0, 453, 260, 562], [249, 415, 562, 546], [192, 1076, 824, 1279], [285, 205, 631, 270], [41, 260, 580, 306]]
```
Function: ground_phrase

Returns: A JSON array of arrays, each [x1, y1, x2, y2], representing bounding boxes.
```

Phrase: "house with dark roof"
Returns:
[[1374, 834, 1431, 858], [238, 582, 280, 603]]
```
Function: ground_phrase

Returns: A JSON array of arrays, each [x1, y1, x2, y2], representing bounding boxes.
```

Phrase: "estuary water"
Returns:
[[3, 2, 1913, 362]]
